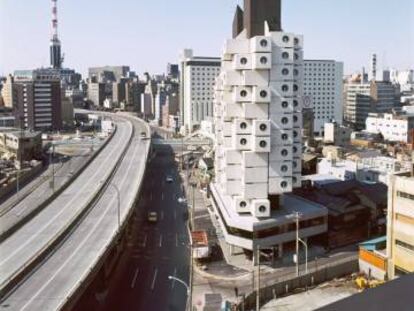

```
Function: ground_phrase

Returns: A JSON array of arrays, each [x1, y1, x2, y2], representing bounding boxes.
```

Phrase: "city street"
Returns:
[[76, 143, 191, 311]]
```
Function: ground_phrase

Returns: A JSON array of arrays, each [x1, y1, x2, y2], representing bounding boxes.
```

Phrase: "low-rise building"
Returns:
[[0, 129, 42, 161], [365, 112, 414, 143], [387, 175, 414, 279], [324, 122, 353, 146]]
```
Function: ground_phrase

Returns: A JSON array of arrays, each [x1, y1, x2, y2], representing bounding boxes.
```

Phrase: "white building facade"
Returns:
[[366, 113, 414, 143], [211, 23, 328, 256], [304, 60, 344, 135], [179, 49, 221, 133]]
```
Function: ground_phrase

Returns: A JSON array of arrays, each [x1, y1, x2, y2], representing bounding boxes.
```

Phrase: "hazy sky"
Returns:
[[1, 0, 413, 77]]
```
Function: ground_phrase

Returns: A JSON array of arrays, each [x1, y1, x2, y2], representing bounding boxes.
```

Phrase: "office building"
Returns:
[[211, 0, 327, 259], [324, 122, 352, 147], [179, 49, 221, 133], [87, 82, 106, 107], [390, 69, 414, 92], [387, 176, 414, 279], [366, 113, 414, 143], [304, 60, 344, 135], [1, 75, 16, 108], [88, 66, 130, 83], [344, 81, 400, 130], [167, 63, 179, 80], [13, 69, 62, 131]]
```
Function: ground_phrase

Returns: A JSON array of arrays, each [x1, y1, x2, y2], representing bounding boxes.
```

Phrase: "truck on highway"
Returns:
[[191, 231, 209, 259]]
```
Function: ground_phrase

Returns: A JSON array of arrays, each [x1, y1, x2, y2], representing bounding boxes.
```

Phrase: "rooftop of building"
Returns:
[[318, 274, 414, 311], [0, 128, 42, 139]]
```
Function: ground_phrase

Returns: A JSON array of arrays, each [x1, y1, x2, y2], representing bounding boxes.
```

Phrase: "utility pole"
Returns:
[[256, 245, 261, 311], [295, 212, 299, 277]]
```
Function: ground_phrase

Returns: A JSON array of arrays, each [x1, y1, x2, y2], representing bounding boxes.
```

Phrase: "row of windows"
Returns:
[[395, 240, 414, 252], [397, 191, 414, 201]]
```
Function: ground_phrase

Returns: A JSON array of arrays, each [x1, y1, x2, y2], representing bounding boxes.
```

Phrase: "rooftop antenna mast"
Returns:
[[50, 0, 62, 69]]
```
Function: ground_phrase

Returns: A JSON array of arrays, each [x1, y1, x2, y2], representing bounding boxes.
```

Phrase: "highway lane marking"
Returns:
[[160, 211, 164, 220], [130, 268, 140, 289], [17, 121, 140, 311], [150, 192, 153, 201], [142, 234, 147, 247], [0, 122, 132, 267], [161, 192, 164, 200], [159, 234, 163, 247], [174, 210, 177, 220], [151, 268, 158, 290], [171, 267, 177, 289], [175, 233, 178, 247]]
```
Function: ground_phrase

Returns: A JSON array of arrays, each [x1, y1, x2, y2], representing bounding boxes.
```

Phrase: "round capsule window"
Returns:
[[293, 100, 299, 107], [260, 56, 268, 64], [293, 115, 298, 122], [293, 177, 297, 183], [281, 149, 288, 156], [282, 36, 289, 43], [294, 69, 299, 76], [293, 146, 298, 153], [281, 133, 288, 140], [240, 138, 247, 145], [259, 124, 267, 131], [240, 90, 248, 97], [240, 57, 248, 65], [260, 90, 268, 98], [282, 85, 289, 92], [294, 53, 299, 60], [294, 37, 299, 45], [281, 165, 288, 172], [293, 130, 298, 137], [282, 52, 289, 59], [281, 181, 288, 188], [259, 140, 267, 148], [260, 39, 268, 47], [240, 201, 247, 208], [281, 117, 289, 124], [282, 68, 289, 75], [293, 84, 299, 92], [258, 205, 267, 213], [240, 122, 247, 129], [282, 101, 289, 108]]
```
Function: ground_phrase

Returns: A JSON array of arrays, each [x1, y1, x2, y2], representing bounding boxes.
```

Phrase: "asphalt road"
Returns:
[[0, 119, 132, 297], [0, 115, 151, 310], [75, 142, 191, 311], [0, 139, 102, 238]]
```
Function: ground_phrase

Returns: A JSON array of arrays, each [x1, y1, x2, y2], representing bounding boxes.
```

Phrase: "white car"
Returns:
[[178, 197, 187, 204], [166, 176, 173, 183]]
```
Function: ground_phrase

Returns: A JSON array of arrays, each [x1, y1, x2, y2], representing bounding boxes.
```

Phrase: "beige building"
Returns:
[[387, 175, 414, 279], [1, 75, 15, 108]]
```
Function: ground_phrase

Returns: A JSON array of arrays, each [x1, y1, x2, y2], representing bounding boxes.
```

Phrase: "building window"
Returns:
[[282, 68, 289, 75], [282, 35, 289, 43], [282, 101, 289, 108], [240, 57, 248, 65], [260, 39, 268, 47], [240, 122, 247, 129], [396, 240, 414, 252], [259, 140, 267, 148], [260, 56, 268, 65], [281, 117, 289, 124], [259, 124, 267, 131], [281, 133, 288, 140], [281, 181, 288, 188], [282, 52, 289, 59], [281, 165, 288, 172], [282, 85, 289, 92], [260, 90, 268, 98], [258, 205, 267, 213], [281, 149, 288, 156], [240, 90, 248, 97], [240, 138, 247, 145], [397, 191, 414, 200]]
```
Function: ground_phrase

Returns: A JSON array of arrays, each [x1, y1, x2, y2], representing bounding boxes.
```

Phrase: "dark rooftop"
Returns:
[[317, 274, 414, 311]]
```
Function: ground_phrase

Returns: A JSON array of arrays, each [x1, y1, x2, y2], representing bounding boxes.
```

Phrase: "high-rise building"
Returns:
[[167, 63, 179, 80], [344, 81, 400, 130], [50, 0, 62, 69], [387, 176, 414, 279], [304, 60, 344, 135], [13, 70, 62, 131], [179, 49, 221, 133], [211, 0, 327, 260], [88, 66, 130, 83], [1, 75, 16, 108], [87, 82, 106, 107]]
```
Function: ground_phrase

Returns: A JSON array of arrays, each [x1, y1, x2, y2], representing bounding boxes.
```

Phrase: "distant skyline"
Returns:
[[1, 0, 413, 77]]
